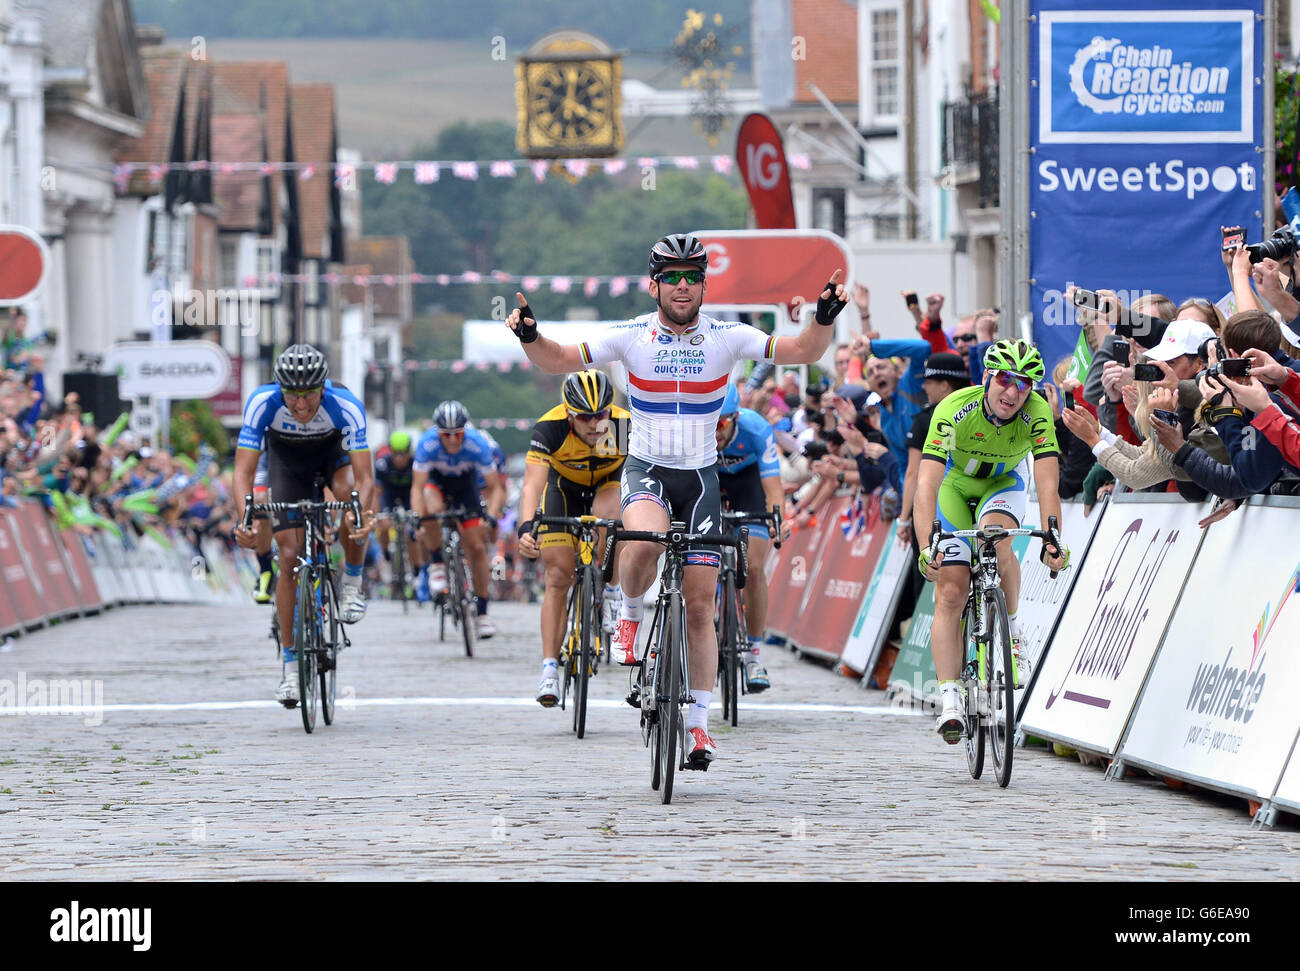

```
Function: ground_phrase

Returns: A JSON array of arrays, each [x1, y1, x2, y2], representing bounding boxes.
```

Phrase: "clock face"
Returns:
[[528, 61, 613, 147]]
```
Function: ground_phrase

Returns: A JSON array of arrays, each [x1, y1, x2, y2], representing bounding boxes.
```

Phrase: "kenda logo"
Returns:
[[1040, 13, 1252, 143], [1037, 158, 1256, 200]]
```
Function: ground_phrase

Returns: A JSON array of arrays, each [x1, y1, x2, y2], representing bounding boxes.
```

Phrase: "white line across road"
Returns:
[[0, 697, 926, 717]]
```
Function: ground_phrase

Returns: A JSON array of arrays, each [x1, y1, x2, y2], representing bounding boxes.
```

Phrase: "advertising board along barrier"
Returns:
[[0, 549, 21, 635], [1115, 496, 1300, 804], [787, 493, 889, 662], [56, 529, 104, 615], [10, 501, 81, 619], [86, 533, 125, 606], [841, 529, 910, 678], [888, 579, 938, 708], [1014, 495, 1108, 721], [1270, 735, 1300, 822], [1019, 493, 1209, 758], [763, 496, 842, 640]]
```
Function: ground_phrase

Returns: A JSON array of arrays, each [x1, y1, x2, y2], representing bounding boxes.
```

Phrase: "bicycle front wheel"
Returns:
[[573, 567, 597, 739], [657, 592, 683, 804], [718, 576, 740, 727], [986, 588, 1015, 787], [961, 598, 984, 780], [320, 578, 339, 726], [295, 571, 320, 734], [393, 531, 408, 614]]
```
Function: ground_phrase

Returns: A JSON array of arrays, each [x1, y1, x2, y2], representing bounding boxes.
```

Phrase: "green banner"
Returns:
[[889, 581, 938, 703]]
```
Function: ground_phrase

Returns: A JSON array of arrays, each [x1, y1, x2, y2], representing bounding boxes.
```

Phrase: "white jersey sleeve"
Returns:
[[578, 321, 642, 368], [713, 321, 779, 363]]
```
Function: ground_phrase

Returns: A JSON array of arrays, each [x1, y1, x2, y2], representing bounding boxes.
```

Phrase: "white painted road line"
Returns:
[[0, 697, 925, 717]]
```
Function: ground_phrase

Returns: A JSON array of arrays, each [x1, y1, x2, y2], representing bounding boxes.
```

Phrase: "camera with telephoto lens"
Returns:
[[1246, 225, 1299, 265]]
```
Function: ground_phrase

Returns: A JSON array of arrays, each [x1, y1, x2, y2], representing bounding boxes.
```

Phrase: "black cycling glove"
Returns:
[[815, 280, 847, 326], [515, 302, 539, 344]]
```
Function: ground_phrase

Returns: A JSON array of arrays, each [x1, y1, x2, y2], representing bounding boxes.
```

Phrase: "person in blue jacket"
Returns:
[[857, 334, 931, 477]]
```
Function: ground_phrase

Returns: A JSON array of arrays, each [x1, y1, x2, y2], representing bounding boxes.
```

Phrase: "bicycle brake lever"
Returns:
[[735, 526, 750, 590], [241, 494, 255, 532]]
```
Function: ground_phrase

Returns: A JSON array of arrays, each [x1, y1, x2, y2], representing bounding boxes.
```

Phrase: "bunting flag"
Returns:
[[299, 162, 316, 181], [374, 162, 399, 184], [414, 161, 439, 184]]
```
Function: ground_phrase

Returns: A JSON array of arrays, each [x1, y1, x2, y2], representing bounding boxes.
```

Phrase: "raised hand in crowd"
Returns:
[[974, 310, 998, 343], [1148, 385, 1179, 414], [1227, 373, 1277, 415], [1061, 400, 1102, 448], [1148, 409, 1186, 454], [1101, 359, 1133, 402], [852, 283, 875, 336], [1197, 497, 1240, 530], [1120, 382, 1142, 416], [830, 394, 857, 425], [850, 333, 871, 360], [925, 292, 944, 323], [1042, 382, 1062, 420], [1241, 347, 1291, 385], [901, 289, 922, 326], [1249, 257, 1298, 316]]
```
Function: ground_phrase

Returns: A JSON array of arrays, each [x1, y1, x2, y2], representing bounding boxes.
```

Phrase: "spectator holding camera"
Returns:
[[1153, 311, 1300, 499], [1232, 348, 1300, 468]]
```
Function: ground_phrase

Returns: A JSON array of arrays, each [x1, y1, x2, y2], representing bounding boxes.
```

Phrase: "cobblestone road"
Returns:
[[0, 601, 1296, 880]]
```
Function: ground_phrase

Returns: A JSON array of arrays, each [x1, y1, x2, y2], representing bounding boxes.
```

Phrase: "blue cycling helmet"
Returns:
[[720, 382, 740, 417]]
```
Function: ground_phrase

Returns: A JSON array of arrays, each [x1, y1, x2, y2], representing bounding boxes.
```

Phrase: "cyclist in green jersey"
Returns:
[[913, 339, 1071, 743]]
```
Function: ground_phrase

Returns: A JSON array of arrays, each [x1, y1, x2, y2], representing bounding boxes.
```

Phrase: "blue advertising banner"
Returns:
[[1029, 1, 1266, 374]]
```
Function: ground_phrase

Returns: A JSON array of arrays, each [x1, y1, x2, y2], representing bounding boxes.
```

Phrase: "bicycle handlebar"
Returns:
[[606, 522, 751, 589], [721, 505, 784, 550], [242, 492, 363, 539], [927, 515, 1064, 580]]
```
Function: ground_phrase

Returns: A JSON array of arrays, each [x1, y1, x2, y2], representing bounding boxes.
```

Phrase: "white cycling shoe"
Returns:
[[340, 584, 367, 624], [477, 615, 496, 639], [936, 697, 966, 745], [275, 676, 299, 708], [536, 673, 560, 708], [1011, 639, 1031, 688]]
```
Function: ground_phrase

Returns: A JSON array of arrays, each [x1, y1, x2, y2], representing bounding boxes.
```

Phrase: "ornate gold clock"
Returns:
[[516, 31, 624, 158]]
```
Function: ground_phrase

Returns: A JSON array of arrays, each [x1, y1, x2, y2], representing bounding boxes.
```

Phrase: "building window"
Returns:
[[872, 214, 903, 240], [812, 188, 846, 239], [863, 2, 903, 125]]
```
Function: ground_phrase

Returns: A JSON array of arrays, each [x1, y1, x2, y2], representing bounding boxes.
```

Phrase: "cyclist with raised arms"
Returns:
[[232, 344, 376, 708], [505, 233, 848, 767], [410, 400, 506, 639], [517, 369, 630, 707], [715, 381, 787, 692], [913, 339, 1069, 743], [374, 430, 429, 600]]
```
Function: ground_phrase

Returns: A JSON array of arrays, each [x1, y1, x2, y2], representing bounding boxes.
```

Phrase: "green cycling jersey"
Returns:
[[921, 384, 1060, 476]]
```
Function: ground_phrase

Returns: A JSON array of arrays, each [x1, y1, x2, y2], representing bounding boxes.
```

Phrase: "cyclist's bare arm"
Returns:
[[409, 467, 429, 518], [484, 469, 507, 519], [914, 458, 946, 548], [516, 462, 548, 558], [233, 447, 260, 524], [348, 450, 377, 514], [505, 293, 586, 373], [1031, 455, 1067, 568]]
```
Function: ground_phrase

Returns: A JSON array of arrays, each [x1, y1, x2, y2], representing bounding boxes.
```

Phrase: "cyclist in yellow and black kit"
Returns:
[[516, 370, 630, 706]]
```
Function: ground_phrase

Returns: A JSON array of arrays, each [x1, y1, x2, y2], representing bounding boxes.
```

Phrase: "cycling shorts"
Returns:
[[934, 457, 1028, 569], [537, 468, 619, 551], [424, 473, 485, 528], [718, 463, 770, 541], [620, 455, 722, 569], [266, 436, 351, 533]]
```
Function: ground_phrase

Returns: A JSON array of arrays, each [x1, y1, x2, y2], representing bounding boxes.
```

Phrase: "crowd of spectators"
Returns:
[[1, 308, 238, 565]]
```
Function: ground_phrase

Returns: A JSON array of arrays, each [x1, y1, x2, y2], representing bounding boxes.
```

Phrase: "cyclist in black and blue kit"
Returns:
[[715, 382, 787, 692], [233, 344, 377, 707]]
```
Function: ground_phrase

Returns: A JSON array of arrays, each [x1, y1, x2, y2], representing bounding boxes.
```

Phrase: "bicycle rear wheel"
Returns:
[[718, 576, 740, 727], [393, 530, 408, 614], [320, 577, 339, 726], [449, 544, 476, 658], [657, 592, 683, 804], [986, 588, 1016, 787], [295, 571, 320, 734], [962, 599, 985, 780]]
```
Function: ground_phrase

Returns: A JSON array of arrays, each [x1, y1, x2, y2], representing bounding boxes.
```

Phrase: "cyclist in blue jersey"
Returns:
[[411, 401, 507, 639], [233, 344, 376, 708], [715, 382, 788, 692]]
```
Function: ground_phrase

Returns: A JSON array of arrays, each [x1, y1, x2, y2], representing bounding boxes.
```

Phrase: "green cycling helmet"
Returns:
[[982, 339, 1045, 383], [389, 430, 412, 453]]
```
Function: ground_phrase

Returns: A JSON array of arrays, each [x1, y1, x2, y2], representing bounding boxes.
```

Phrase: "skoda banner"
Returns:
[[1028, 2, 1267, 372]]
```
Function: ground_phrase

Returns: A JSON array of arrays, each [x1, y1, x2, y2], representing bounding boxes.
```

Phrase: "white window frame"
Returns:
[[860, 0, 904, 128], [256, 238, 280, 301]]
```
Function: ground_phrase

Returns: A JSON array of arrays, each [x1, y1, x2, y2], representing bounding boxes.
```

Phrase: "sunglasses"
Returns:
[[954, 333, 979, 344], [438, 429, 466, 439], [990, 370, 1033, 394], [282, 386, 323, 400], [571, 409, 610, 422], [655, 269, 705, 286]]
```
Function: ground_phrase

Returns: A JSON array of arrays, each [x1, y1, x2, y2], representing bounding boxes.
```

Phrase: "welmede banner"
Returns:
[[1029, 2, 1266, 372], [1117, 502, 1300, 800]]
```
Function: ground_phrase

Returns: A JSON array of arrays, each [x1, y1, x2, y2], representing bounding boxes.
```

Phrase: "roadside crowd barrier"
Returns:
[[0, 499, 258, 639], [766, 486, 1300, 826]]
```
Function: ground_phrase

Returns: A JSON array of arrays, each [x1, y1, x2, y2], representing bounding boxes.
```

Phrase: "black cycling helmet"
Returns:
[[648, 233, 708, 278], [563, 369, 614, 415], [274, 343, 329, 391], [433, 400, 470, 431]]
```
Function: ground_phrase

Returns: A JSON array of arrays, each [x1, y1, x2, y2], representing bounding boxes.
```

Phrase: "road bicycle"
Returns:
[[422, 507, 477, 657], [716, 507, 782, 728], [243, 481, 363, 734], [379, 507, 420, 613], [924, 516, 1062, 787], [529, 514, 620, 739], [610, 522, 748, 804]]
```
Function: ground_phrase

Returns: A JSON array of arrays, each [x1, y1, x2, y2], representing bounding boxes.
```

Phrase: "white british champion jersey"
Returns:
[[579, 311, 778, 469]]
